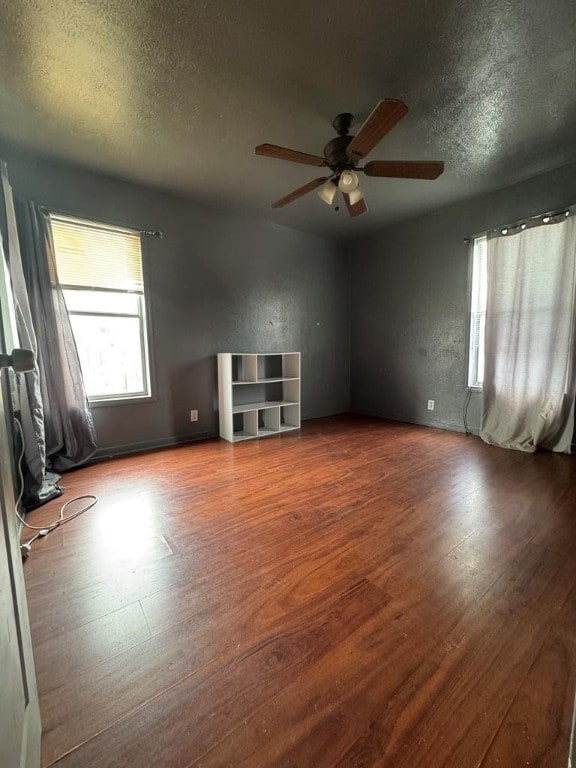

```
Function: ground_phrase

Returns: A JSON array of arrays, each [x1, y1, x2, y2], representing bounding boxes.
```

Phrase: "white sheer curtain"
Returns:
[[480, 208, 576, 453]]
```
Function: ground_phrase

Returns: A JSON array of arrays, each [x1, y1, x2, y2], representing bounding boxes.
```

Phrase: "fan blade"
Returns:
[[363, 160, 445, 179], [346, 100, 408, 161], [271, 177, 330, 209], [256, 144, 327, 167], [343, 192, 368, 218]]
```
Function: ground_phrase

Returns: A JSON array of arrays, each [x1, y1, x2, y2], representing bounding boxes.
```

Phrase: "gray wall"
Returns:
[[349, 161, 576, 433], [2, 147, 350, 454]]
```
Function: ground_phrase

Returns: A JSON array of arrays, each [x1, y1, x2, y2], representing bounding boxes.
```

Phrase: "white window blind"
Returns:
[[468, 235, 488, 388], [50, 215, 143, 292]]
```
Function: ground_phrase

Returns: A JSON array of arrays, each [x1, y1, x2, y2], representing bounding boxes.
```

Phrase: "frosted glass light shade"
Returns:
[[347, 186, 364, 205], [338, 170, 359, 193], [318, 180, 338, 205]]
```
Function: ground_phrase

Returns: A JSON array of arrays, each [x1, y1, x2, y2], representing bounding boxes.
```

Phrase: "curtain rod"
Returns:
[[464, 204, 574, 243], [39, 206, 164, 239]]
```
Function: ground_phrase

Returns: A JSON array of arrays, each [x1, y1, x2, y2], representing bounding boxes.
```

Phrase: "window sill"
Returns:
[[89, 394, 156, 408], [467, 385, 483, 393]]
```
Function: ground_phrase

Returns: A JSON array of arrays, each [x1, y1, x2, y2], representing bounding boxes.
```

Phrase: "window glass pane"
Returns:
[[468, 236, 488, 388], [69, 314, 145, 398], [63, 289, 140, 315], [477, 313, 485, 385]]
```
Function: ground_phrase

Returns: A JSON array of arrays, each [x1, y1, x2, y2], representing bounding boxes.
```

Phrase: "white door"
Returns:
[[0, 203, 41, 767]]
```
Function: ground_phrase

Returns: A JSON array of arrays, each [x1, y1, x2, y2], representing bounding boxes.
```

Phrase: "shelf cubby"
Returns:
[[232, 410, 258, 441], [258, 407, 280, 437], [231, 354, 257, 383], [280, 404, 300, 432]]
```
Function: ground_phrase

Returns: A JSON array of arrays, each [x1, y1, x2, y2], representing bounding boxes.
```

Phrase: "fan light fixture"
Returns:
[[338, 170, 359, 193], [318, 179, 338, 205]]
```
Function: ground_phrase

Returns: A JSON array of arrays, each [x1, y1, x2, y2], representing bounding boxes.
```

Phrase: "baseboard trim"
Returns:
[[351, 407, 480, 436], [91, 409, 474, 462], [90, 431, 218, 462], [89, 412, 351, 462], [300, 408, 350, 421]]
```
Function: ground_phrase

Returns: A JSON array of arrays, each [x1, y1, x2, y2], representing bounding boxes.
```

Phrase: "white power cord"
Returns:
[[13, 417, 97, 558]]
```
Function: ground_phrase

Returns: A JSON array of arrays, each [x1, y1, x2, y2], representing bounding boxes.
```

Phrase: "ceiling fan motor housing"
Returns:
[[324, 135, 355, 173], [324, 113, 357, 174], [332, 112, 354, 136]]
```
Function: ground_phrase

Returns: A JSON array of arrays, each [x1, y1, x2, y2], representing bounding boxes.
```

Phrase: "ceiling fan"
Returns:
[[255, 99, 444, 218]]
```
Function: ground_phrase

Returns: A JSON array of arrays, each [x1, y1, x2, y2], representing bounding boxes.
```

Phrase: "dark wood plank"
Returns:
[[34, 601, 150, 697], [47, 579, 389, 767], [480, 585, 576, 768], [193, 544, 574, 768], [192, 615, 439, 768]]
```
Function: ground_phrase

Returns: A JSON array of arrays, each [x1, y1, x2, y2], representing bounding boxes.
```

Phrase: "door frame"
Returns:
[[0, 162, 41, 768]]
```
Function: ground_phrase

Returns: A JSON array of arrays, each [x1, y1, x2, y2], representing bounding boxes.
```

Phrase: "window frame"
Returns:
[[466, 235, 487, 392], [49, 212, 156, 407]]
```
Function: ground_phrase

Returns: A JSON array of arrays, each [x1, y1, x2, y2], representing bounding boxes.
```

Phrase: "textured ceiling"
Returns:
[[1, 0, 575, 236]]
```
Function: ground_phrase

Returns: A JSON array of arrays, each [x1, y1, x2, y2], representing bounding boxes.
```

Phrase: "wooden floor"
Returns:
[[22, 415, 576, 768]]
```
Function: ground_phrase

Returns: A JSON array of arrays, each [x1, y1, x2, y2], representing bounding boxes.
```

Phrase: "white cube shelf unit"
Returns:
[[218, 352, 301, 442]]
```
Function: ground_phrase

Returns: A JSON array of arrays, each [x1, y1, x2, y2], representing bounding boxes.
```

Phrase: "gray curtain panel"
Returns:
[[0, 161, 46, 499], [15, 200, 97, 475], [480, 208, 576, 453]]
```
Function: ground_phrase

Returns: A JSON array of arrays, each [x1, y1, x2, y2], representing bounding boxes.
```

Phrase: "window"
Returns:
[[50, 214, 152, 403], [468, 235, 488, 389]]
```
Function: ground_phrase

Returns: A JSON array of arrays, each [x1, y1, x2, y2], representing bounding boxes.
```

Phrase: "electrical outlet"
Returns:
[[190, 409, 198, 422], [427, 399, 435, 411]]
